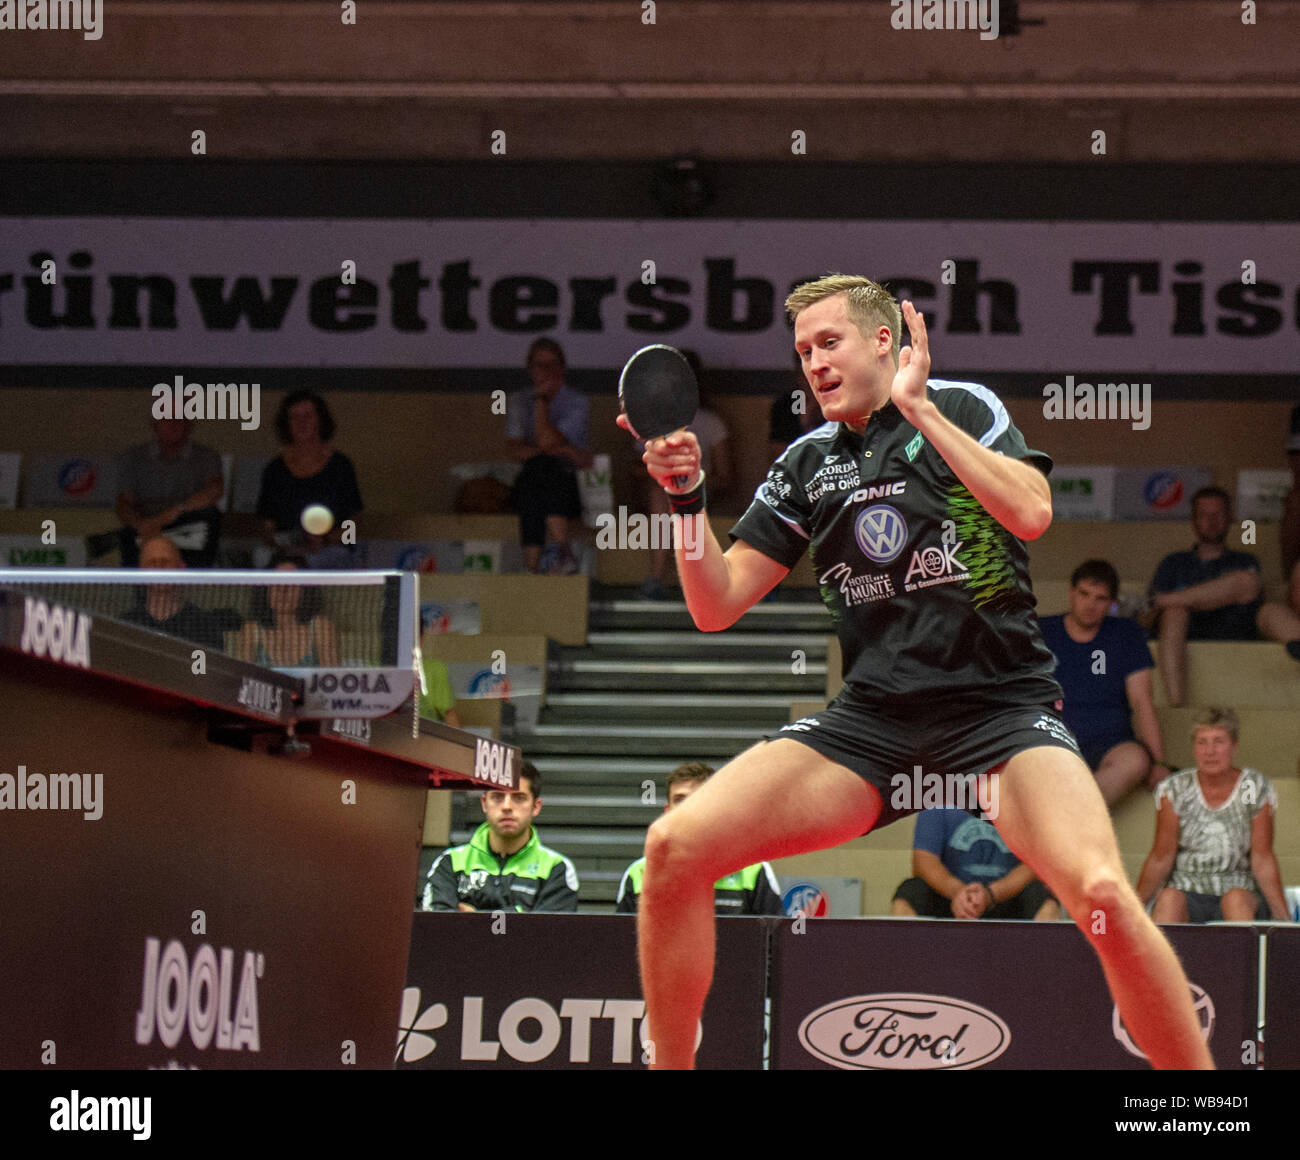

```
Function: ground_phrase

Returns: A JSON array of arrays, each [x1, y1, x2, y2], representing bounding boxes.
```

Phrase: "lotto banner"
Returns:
[[399, 913, 767, 1069], [769, 920, 1256, 1070]]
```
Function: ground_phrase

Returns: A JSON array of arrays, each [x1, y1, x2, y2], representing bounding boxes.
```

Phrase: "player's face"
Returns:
[[665, 778, 705, 811], [1067, 578, 1113, 630], [1192, 497, 1228, 546], [1193, 726, 1237, 775], [481, 782, 540, 839], [794, 295, 891, 432]]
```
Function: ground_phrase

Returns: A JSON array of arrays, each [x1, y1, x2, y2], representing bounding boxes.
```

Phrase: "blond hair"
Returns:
[[785, 274, 902, 366]]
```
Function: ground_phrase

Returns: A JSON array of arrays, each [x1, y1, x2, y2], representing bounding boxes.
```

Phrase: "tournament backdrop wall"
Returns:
[[2, 218, 1298, 376]]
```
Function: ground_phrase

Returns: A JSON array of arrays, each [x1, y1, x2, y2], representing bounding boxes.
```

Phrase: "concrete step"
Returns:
[[516, 721, 769, 756], [542, 690, 799, 724]]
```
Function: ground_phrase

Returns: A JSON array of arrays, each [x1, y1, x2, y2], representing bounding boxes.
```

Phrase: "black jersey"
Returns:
[[731, 379, 1063, 709]]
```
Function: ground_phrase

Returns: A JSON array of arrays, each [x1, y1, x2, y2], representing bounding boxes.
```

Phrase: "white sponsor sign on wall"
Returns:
[[2, 219, 1298, 373]]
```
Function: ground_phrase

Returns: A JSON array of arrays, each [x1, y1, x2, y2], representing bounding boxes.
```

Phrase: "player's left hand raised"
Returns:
[[890, 300, 931, 422]]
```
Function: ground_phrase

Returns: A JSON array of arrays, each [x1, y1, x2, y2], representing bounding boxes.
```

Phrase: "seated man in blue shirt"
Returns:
[[892, 808, 1058, 921], [1144, 486, 1263, 707], [505, 338, 594, 575], [1040, 559, 1171, 807]]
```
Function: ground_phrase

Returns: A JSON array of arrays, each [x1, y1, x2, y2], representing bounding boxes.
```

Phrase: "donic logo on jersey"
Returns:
[[854, 506, 909, 564]]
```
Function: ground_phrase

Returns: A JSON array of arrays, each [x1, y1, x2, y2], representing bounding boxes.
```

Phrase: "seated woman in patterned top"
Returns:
[[235, 552, 340, 668], [1135, 707, 1291, 923]]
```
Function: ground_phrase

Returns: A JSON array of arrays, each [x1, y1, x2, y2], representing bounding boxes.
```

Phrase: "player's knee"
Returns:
[[1078, 866, 1130, 921], [644, 816, 704, 884]]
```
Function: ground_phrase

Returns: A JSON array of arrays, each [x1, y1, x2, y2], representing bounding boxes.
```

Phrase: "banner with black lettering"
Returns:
[[400, 912, 766, 1069], [770, 920, 1256, 1070], [2, 219, 1297, 373]]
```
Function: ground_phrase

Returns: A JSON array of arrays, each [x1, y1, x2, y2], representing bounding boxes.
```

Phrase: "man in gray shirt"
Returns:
[[113, 417, 224, 567]]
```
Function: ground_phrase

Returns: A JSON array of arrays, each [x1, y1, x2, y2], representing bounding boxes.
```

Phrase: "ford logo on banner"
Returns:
[[798, 992, 1011, 1070]]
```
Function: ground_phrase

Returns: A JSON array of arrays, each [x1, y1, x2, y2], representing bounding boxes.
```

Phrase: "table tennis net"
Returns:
[[8, 570, 407, 668]]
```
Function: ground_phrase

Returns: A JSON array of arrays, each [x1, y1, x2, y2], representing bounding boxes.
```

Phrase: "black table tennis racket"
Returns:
[[619, 344, 700, 491]]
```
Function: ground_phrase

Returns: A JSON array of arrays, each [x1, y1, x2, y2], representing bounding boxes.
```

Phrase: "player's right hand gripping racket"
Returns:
[[618, 344, 700, 492]]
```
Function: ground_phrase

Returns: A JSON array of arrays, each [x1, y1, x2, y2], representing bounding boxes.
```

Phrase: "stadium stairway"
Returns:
[[449, 585, 833, 913]]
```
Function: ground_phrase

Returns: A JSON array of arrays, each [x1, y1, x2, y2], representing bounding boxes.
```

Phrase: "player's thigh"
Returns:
[[990, 744, 1124, 890], [648, 738, 882, 879]]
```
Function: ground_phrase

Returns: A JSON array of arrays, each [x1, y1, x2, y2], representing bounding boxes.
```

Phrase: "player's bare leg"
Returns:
[[992, 746, 1213, 1069], [1093, 740, 1151, 808], [638, 738, 881, 1070]]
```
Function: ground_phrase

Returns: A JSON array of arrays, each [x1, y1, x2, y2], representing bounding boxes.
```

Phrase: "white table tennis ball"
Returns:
[[301, 504, 334, 536]]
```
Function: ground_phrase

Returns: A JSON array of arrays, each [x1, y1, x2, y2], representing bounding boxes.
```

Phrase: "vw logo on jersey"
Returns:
[[854, 505, 908, 564]]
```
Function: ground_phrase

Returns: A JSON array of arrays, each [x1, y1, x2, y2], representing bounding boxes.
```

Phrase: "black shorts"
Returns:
[[893, 876, 1056, 920], [775, 692, 1082, 830], [1178, 890, 1270, 923]]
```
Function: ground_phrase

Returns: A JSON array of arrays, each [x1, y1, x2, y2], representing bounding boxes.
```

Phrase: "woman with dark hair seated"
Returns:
[[235, 552, 340, 667], [256, 390, 363, 552]]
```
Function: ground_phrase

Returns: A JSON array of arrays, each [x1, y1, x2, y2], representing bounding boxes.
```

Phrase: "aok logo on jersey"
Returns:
[[903, 540, 969, 591]]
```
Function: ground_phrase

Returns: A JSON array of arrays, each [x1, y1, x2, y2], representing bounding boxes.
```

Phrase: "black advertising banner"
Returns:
[[770, 920, 1256, 1071], [0, 651, 428, 1068], [1263, 926, 1300, 1070], [400, 913, 767, 1069]]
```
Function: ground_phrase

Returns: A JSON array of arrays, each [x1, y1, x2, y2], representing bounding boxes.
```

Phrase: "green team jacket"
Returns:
[[423, 822, 579, 912], [616, 857, 785, 916]]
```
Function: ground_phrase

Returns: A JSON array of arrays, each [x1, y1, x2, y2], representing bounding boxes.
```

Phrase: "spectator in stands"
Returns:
[[256, 391, 363, 558], [121, 535, 227, 650], [416, 605, 462, 727], [1143, 486, 1264, 706], [505, 338, 593, 575], [422, 762, 579, 912], [1257, 403, 1300, 663], [1135, 707, 1291, 923], [110, 417, 224, 567], [638, 351, 733, 600], [1040, 559, 1172, 806], [617, 763, 784, 915], [234, 551, 340, 667], [891, 807, 1059, 920]]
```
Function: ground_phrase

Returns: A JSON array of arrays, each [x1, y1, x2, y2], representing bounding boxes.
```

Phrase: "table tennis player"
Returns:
[[622, 274, 1212, 1071]]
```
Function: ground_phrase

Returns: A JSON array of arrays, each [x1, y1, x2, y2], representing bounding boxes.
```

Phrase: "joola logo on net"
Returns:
[[135, 938, 264, 1052], [20, 597, 90, 668]]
